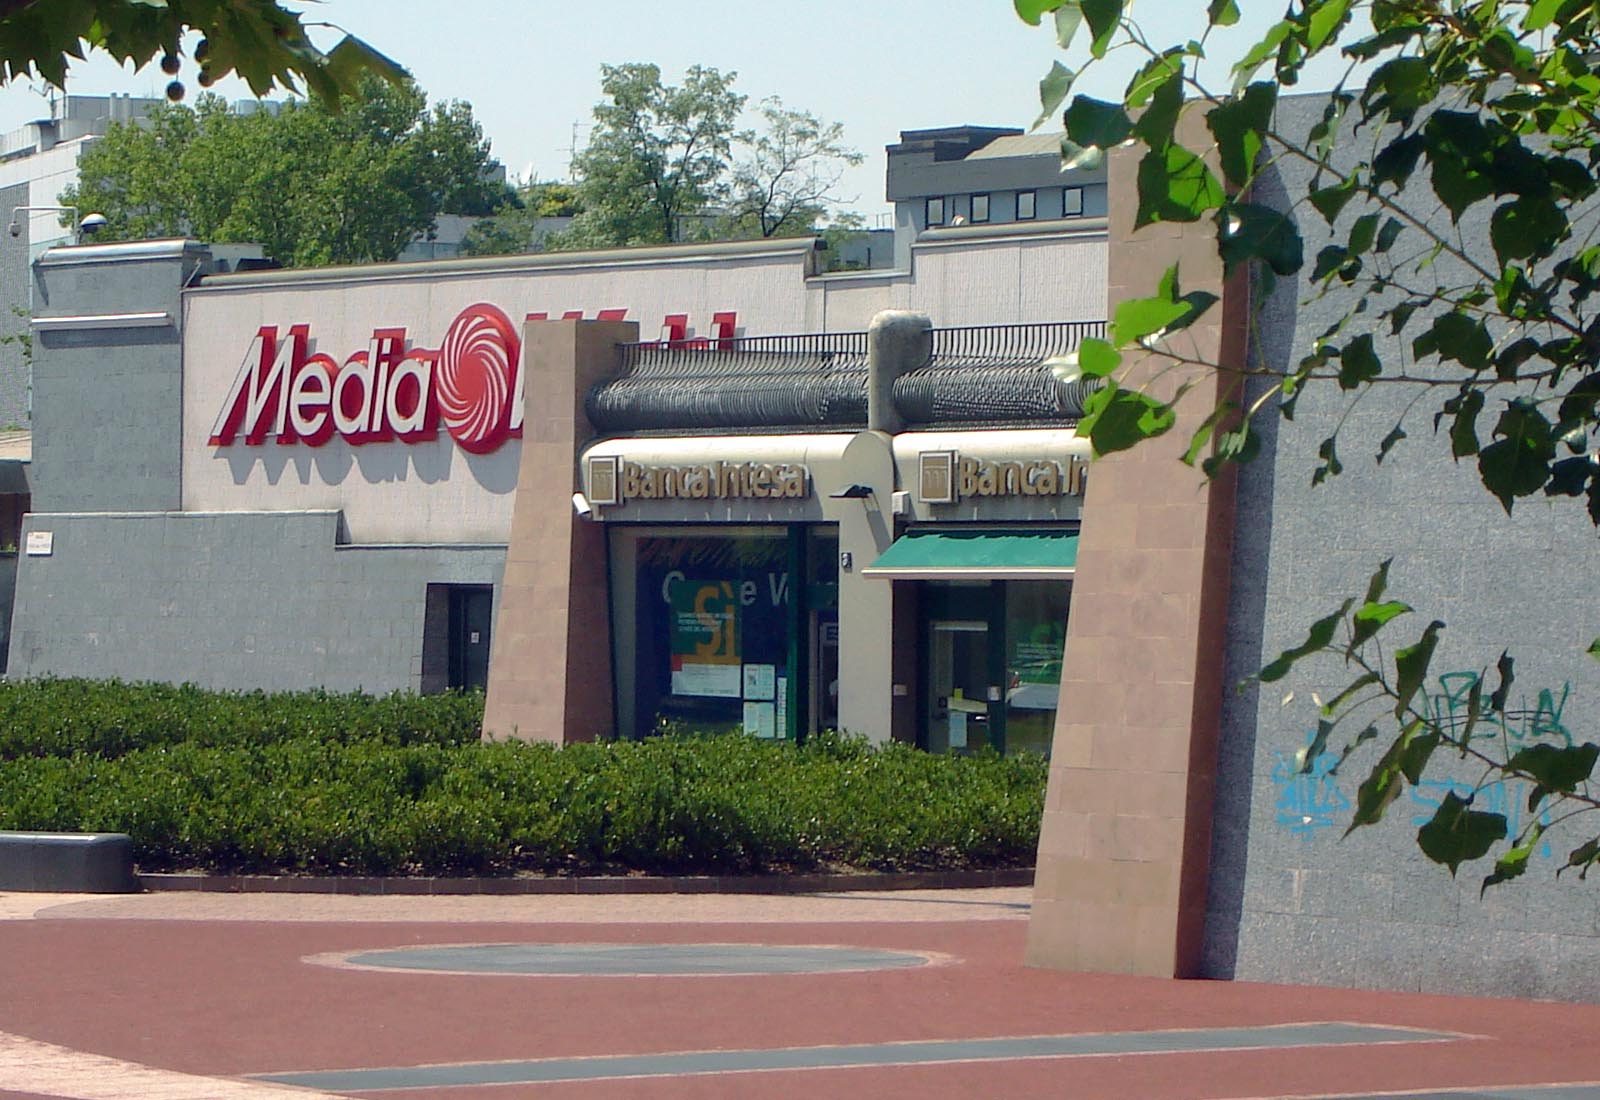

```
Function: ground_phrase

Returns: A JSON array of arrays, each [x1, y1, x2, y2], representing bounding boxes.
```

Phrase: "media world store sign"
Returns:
[[209, 303, 525, 454]]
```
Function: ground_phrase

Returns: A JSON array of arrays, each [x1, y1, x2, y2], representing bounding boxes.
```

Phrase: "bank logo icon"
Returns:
[[587, 455, 620, 505], [918, 450, 957, 504], [436, 304, 521, 455]]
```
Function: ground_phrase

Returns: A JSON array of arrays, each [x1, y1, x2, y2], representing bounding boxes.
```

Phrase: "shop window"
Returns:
[[1003, 581, 1070, 755], [926, 196, 946, 226], [806, 530, 840, 734], [629, 532, 793, 740], [971, 193, 991, 223], [1063, 187, 1084, 217], [1017, 190, 1037, 220]]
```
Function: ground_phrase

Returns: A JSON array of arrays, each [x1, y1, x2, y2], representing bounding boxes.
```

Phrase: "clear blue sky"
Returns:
[[0, 2, 1356, 221]]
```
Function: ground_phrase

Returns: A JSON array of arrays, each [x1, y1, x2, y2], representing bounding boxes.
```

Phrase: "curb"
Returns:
[[136, 867, 1034, 896]]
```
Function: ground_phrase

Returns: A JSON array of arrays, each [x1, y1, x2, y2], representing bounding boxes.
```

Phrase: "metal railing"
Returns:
[[587, 321, 1107, 434]]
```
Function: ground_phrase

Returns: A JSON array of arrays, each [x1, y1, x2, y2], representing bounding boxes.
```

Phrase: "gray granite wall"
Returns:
[[28, 241, 208, 513], [1203, 94, 1600, 1000], [8, 510, 504, 693], [0, 181, 30, 431]]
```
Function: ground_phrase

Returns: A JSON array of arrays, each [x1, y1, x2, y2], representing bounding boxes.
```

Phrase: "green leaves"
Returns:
[[1335, 333, 1381, 389], [1216, 202, 1303, 277], [1077, 386, 1177, 455], [1136, 144, 1225, 228], [1014, 0, 1064, 25], [1260, 604, 1349, 683], [0, 1, 407, 104], [1019, 0, 1600, 893], [1478, 398, 1556, 513], [1350, 599, 1411, 652], [1490, 196, 1568, 267], [1076, 338, 1121, 378], [1109, 266, 1209, 345], [1393, 620, 1444, 720], [1348, 721, 1430, 832], [1509, 743, 1599, 812], [1111, 296, 1191, 347], [1417, 791, 1507, 874], [1037, 62, 1077, 128], [1482, 824, 1542, 893], [1063, 96, 1133, 150], [1413, 312, 1492, 371], [1081, 0, 1124, 58], [1309, 179, 1358, 224], [1305, 0, 1353, 51], [1207, 0, 1241, 27]]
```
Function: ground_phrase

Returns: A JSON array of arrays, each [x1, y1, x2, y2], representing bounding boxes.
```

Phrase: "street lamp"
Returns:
[[7, 206, 106, 245]]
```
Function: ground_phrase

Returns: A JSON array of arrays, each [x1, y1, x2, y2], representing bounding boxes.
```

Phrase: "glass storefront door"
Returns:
[[927, 620, 993, 752], [918, 579, 1071, 755]]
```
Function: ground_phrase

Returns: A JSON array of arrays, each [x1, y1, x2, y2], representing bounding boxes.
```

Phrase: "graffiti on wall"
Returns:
[[1272, 671, 1575, 855]]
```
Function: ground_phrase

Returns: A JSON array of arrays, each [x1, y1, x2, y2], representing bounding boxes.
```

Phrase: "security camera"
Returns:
[[571, 491, 593, 519], [79, 213, 108, 235], [6, 222, 18, 239]]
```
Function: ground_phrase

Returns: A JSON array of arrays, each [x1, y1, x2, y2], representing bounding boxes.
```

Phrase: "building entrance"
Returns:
[[927, 620, 993, 753], [916, 579, 1071, 755]]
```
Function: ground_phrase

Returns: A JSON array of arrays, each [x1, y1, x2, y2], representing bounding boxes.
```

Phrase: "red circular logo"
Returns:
[[435, 304, 519, 454]]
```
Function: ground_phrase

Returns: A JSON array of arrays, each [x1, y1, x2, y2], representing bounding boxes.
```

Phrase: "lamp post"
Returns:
[[7, 206, 105, 245]]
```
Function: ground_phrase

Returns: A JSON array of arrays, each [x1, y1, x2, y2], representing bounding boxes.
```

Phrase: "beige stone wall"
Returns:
[[1026, 112, 1244, 977], [482, 319, 636, 743]]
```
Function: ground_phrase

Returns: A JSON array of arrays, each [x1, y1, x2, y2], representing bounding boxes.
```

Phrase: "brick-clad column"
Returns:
[[1025, 111, 1244, 977], [482, 319, 637, 744]]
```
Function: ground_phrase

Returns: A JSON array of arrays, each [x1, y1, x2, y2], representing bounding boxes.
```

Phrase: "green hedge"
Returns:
[[0, 678, 484, 759], [0, 680, 1046, 876]]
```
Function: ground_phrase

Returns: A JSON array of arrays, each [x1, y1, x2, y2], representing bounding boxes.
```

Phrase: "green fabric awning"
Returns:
[[862, 530, 1078, 580]]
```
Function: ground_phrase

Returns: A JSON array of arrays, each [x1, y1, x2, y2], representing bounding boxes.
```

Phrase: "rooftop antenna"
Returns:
[[564, 121, 589, 183]]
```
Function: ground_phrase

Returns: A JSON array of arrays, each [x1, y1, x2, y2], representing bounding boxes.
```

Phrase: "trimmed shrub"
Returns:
[[0, 680, 1046, 876], [0, 678, 483, 759]]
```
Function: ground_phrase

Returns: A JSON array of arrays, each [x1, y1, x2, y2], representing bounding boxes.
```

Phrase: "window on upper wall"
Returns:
[[971, 193, 991, 223], [926, 196, 945, 226], [1017, 190, 1036, 220], [1063, 187, 1084, 217]]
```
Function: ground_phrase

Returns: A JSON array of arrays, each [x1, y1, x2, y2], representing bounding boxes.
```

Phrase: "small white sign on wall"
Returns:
[[24, 531, 52, 556]]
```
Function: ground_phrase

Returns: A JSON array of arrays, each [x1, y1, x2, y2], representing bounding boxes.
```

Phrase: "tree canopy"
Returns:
[[460, 182, 582, 257], [61, 75, 506, 267], [721, 98, 866, 239], [1019, 0, 1600, 887], [562, 62, 745, 249], [0, 0, 404, 103], [554, 64, 862, 252]]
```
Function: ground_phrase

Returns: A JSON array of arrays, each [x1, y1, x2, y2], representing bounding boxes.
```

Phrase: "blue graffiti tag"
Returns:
[[1427, 671, 1571, 748], [1272, 734, 1349, 837], [1272, 672, 1576, 854]]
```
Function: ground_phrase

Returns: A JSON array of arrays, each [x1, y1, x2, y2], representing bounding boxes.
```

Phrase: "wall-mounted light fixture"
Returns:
[[829, 484, 875, 500], [8, 205, 105, 244]]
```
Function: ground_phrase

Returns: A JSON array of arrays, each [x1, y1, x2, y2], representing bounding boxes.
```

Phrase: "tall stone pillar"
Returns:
[[1026, 110, 1244, 977], [482, 318, 637, 744], [835, 429, 897, 741]]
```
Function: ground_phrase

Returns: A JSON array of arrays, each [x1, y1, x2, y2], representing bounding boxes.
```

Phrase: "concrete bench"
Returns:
[[0, 832, 139, 892]]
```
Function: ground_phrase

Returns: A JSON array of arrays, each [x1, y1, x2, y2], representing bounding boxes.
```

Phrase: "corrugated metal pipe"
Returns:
[[867, 311, 932, 434]]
